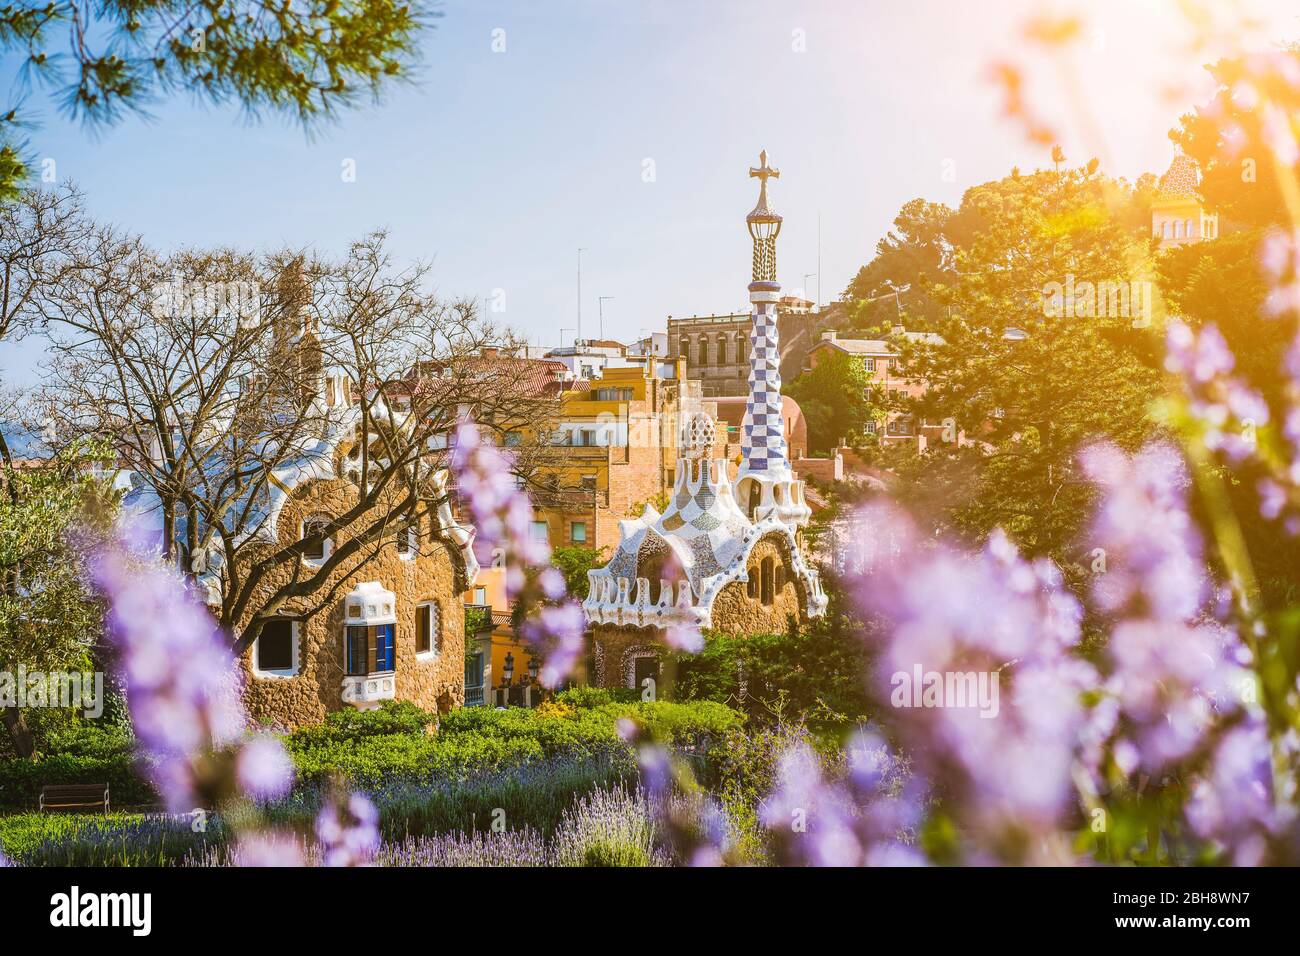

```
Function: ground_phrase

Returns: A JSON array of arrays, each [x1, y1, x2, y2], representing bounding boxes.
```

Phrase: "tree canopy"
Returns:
[[0, 0, 435, 199]]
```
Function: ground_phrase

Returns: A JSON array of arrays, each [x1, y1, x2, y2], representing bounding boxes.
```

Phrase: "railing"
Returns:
[[465, 685, 485, 707], [489, 685, 545, 708]]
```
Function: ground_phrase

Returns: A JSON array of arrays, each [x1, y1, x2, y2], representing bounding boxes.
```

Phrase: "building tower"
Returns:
[[581, 151, 825, 691], [735, 151, 810, 527]]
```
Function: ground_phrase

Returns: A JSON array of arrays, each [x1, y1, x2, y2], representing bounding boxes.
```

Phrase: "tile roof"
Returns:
[[1158, 155, 1199, 198]]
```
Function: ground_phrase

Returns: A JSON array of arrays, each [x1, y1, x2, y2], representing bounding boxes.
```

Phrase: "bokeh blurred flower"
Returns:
[[317, 792, 381, 867]]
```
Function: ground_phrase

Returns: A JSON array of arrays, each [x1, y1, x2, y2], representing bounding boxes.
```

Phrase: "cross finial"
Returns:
[[749, 149, 779, 186]]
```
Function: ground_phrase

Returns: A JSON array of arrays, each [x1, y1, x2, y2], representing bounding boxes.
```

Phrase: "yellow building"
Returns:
[[1152, 155, 1218, 246], [528, 362, 726, 553]]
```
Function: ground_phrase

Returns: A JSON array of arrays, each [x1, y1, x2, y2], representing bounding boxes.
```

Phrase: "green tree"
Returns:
[[888, 161, 1164, 565], [0, 439, 114, 757], [0, 0, 436, 199], [1172, 46, 1300, 231], [549, 545, 605, 601], [844, 198, 955, 331], [785, 348, 875, 455]]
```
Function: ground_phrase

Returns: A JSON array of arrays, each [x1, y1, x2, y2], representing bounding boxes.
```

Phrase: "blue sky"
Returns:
[[2, 0, 1298, 383]]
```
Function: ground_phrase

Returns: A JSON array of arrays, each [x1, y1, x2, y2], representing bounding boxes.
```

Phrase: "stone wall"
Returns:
[[237, 476, 468, 730], [589, 533, 806, 694]]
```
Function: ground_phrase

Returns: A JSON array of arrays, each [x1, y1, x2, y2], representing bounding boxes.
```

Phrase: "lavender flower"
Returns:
[[847, 502, 1094, 857], [1261, 228, 1300, 318], [233, 831, 308, 867], [450, 422, 585, 686], [1184, 721, 1277, 865], [1165, 321, 1269, 464], [89, 526, 293, 812], [317, 792, 381, 867], [1081, 441, 1253, 773], [236, 734, 295, 802], [760, 730, 924, 867], [1079, 440, 1207, 622]]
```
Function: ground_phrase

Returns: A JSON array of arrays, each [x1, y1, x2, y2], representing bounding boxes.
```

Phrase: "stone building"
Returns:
[[123, 314, 479, 730], [582, 151, 828, 693], [234, 461, 477, 728]]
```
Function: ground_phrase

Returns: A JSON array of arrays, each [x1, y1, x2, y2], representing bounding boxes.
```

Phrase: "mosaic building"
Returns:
[[582, 151, 828, 693]]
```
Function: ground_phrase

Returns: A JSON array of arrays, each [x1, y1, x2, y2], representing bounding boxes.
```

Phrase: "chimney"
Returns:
[[481, 346, 499, 360], [821, 330, 837, 342]]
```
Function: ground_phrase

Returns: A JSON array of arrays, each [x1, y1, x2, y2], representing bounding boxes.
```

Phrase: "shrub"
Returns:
[[0, 752, 156, 809], [669, 619, 874, 724], [0, 812, 226, 866], [551, 785, 665, 867], [287, 699, 742, 789], [291, 700, 436, 745], [555, 686, 640, 708]]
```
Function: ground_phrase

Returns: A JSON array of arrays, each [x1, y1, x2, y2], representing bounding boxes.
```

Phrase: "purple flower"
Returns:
[[235, 831, 307, 867], [236, 734, 295, 802], [847, 503, 1094, 857], [1082, 442, 1257, 793], [1185, 721, 1277, 865], [450, 422, 586, 686], [1079, 441, 1207, 622], [89, 526, 248, 811], [317, 792, 381, 867]]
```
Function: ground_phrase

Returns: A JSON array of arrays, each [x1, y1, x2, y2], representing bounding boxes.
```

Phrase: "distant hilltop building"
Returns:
[[582, 151, 827, 693], [1152, 155, 1218, 246]]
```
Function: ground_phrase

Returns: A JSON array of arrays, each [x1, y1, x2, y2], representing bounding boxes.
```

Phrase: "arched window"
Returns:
[[1185, 218, 1193, 238], [1173, 220, 1182, 239], [774, 565, 785, 593], [746, 568, 759, 599], [679, 337, 690, 362], [760, 557, 775, 605], [1161, 221, 1170, 239]]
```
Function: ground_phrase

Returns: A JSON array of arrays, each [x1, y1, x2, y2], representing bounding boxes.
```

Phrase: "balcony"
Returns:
[[341, 671, 396, 708]]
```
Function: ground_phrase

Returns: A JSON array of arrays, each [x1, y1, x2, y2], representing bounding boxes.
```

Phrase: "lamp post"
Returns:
[[527, 654, 540, 682], [503, 651, 514, 686], [577, 248, 587, 344]]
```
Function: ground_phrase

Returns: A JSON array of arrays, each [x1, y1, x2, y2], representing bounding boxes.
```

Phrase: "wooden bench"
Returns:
[[39, 784, 110, 813]]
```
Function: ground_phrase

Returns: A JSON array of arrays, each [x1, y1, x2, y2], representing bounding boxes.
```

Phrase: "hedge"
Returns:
[[0, 699, 745, 807]]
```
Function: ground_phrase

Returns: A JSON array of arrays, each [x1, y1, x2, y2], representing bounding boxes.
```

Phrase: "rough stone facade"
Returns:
[[590, 532, 806, 690], [237, 476, 469, 730]]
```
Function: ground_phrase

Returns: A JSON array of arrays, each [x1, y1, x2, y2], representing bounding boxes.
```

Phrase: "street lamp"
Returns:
[[503, 651, 514, 686], [527, 654, 540, 682]]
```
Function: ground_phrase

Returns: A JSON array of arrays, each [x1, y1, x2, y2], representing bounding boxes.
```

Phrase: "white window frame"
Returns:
[[416, 601, 440, 660], [300, 516, 333, 567], [396, 521, 418, 561], [252, 618, 301, 679]]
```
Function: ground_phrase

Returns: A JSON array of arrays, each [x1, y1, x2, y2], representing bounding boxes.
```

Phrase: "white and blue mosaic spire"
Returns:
[[738, 150, 792, 484], [580, 149, 825, 632]]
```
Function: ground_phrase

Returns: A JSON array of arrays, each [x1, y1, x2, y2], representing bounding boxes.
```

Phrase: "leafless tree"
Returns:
[[35, 224, 559, 654]]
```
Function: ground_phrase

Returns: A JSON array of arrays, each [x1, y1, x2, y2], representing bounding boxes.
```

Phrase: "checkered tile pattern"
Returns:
[[741, 302, 789, 472]]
